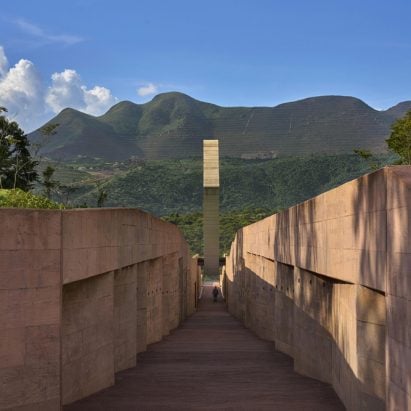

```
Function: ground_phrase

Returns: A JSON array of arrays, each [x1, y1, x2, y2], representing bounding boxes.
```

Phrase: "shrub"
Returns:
[[0, 189, 64, 209]]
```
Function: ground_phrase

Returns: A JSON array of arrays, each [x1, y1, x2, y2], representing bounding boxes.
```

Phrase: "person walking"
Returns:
[[212, 285, 219, 302]]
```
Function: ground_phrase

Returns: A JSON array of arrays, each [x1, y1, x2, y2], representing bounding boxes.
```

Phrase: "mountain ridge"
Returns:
[[30, 92, 411, 160]]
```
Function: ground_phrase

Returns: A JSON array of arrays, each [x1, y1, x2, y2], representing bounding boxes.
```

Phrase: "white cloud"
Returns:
[[0, 46, 8, 77], [46, 69, 85, 113], [84, 85, 117, 115], [0, 55, 46, 131], [0, 47, 117, 132], [137, 82, 158, 97], [15, 18, 84, 46], [46, 69, 117, 115]]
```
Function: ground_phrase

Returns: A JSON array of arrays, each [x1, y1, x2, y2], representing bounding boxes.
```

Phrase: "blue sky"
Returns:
[[0, 0, 410, 131]]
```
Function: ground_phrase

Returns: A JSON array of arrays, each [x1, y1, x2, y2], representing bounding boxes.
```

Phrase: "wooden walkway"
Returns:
[[65, 285, 344, 410]]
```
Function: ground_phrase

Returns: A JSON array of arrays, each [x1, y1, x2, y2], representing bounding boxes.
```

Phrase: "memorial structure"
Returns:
[[203, 140, 220, 277]]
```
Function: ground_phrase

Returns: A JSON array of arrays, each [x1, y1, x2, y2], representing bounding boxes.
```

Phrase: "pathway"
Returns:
[[65, 285, 344, 410]]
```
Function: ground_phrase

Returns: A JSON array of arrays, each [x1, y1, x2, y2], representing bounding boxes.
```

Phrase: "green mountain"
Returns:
[[30, 92, 410, 160], [384, 101, 411, 118]]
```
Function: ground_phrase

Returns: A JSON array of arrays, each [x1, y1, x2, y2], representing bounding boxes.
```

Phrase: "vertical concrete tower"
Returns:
[[203, 140, 220, 278]]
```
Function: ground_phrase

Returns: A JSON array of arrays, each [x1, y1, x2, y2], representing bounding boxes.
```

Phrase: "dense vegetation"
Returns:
[[0, 108, 38, 190], [0, 108, 64, 209], [71, 153, 395, 215], [30, 92, 411, 160], [386, 110, 411, 164], [0, 189, 63, 209]]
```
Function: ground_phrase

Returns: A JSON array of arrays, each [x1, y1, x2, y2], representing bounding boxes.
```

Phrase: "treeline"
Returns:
[[73, 153, 395, 214]]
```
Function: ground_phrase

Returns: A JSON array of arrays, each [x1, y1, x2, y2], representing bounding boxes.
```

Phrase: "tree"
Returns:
[[353, 148, 378, 170], [42, 165, 58, 199], [353, 148, 372, 160], [0, 108, 38, 190], [386, 110, 411, 164], [59, 183, 78, 206], [36, 123, 61, 198], [96, 181, 108, 207]]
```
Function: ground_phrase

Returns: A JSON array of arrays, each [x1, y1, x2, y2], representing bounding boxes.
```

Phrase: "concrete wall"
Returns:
[[223, 166, 411, 411], [0, 210, 61, 411], [62, 272, 115, 404], [0, 208, 200, 410]]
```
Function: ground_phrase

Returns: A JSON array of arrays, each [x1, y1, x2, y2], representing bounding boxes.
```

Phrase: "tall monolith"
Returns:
[[203, 140, 220, 278]]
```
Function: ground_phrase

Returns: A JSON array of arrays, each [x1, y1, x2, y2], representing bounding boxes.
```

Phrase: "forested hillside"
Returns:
[[70, 153, 391, 214]]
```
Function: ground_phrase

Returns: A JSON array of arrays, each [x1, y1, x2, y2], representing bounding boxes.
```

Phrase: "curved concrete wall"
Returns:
[[223, 166, 411, 411], [0, 208, 200, 410]]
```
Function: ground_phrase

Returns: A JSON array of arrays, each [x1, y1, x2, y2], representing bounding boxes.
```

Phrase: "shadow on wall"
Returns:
[[221, 167, 411, 411], [360, 166, 411, 411], [224, 263, 385, 411], [351, 167, 411, 410], [351, 170, 386, 291], [350, 171, 388, 409]]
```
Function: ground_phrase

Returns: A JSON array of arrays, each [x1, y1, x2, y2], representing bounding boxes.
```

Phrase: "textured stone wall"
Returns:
[[114, 265, 137, 373], [62, 272, 115, 405], [0, 210, 61, 410], [0, 208, 200, 410], [136, 261, 148, 354], [223, 166, 411, 411], [386, 168, 411, 411]]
